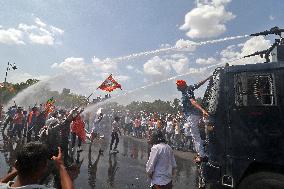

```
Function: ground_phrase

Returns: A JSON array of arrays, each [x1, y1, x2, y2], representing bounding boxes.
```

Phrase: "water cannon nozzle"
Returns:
[[250, 26, 284, 37]]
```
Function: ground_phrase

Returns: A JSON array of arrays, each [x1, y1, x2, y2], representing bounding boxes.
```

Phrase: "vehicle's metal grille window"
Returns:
[[234, 72, 247, 106], [234, 73, 276, 106]]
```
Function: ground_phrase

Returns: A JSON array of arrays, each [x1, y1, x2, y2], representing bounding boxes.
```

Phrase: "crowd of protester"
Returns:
[[0, 102, 92, 189], [0, 101, 193, 187], [120, 110, 194, 152]]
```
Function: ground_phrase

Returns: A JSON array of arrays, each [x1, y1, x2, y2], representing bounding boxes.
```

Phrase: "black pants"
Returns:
[[26, 125, 34, 143], [71, 132, 82, 148], [110, 132, 119, 150], [26, 125, 40, 142], [152, 181, 173, 189]]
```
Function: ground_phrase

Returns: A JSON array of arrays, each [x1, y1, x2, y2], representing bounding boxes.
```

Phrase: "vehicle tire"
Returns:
[[238, 171, 284, 189]]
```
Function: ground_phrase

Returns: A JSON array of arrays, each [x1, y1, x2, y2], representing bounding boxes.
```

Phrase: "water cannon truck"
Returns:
[[199, 27, 284, 189]]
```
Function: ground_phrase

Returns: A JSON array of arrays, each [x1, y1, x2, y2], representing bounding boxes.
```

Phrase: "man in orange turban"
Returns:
[[176, 76, 211, 163]]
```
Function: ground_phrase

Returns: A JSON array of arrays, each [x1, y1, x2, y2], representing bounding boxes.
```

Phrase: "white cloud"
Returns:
[[143, 54, 190, 80], [0, 17, 64, 46], [51, 57, 86, 72], [26, 18, 64, 45], [175, 39, 197, 51], [53, 56, 119, 78], [28, 33, 54, 45], [196, 57, 217, 64], [92, 56, 117, 73], [34, 18, 47, 28], [143, 56, 172, 76], [170, 54, 189, 74], [50, 26, 64, 35], [180, 0, 235, 38], [51, 55, 130, 93], [18, 24, 37, 32], [201, 36, 271, 66], [219, 45, 239, 59], [240, 36, 270, 56], [0, 28, 25, 45]]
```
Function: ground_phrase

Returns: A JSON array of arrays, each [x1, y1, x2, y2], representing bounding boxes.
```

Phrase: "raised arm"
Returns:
[[194, 76, 212, 90], [52, 147, 74, 189], [0, 168, 17, 183]]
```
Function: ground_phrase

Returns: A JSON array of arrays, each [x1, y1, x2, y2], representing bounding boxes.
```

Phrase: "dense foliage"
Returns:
[[0, 79, 39, 104]]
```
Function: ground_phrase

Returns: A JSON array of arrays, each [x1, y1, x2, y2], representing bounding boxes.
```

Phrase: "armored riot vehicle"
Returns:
[[200, 27, 284, 189]]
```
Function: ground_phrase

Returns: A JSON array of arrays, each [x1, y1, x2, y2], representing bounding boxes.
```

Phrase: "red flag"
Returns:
[[71, 115, 86, 142], [98, 74, 122, 92]]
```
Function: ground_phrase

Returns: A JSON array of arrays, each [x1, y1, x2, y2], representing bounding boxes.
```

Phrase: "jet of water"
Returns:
[[6, 34, 250, 110], [83, 54, 248, 114], [110, 35, 249, 62]]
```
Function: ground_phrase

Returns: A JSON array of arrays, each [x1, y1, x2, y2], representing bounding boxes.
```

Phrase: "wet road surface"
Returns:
[[0, 130, 198, 189]]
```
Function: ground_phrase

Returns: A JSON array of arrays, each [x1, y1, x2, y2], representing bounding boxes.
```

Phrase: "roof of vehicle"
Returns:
[[224, 61, 284, 73]]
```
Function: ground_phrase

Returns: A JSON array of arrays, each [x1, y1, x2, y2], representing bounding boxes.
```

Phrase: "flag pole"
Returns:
[[4, 62, 9, 84], [86, 93, 93, 102]]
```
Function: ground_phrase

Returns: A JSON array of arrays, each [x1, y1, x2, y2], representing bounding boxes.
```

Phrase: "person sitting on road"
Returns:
[[0, 142, 74, 189]]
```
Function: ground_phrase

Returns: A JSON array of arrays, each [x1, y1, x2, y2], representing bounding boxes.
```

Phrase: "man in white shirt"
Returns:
[[91, 112, 103, 141], [45, 112, 59, 128], [165, 116, 174, 145], [146, 131, 177, 189], [109, 116, 121, 153]]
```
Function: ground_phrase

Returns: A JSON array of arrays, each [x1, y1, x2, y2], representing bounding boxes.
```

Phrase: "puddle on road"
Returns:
[[0, 131, 197, 189]]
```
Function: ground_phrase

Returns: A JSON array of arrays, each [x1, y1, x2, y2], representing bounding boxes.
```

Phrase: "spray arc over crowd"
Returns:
[[1, 24, 284, 189], [4, 34, 250, 112]]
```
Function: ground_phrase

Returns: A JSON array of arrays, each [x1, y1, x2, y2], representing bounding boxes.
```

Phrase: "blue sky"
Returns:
[[0, 0, 283, 104]]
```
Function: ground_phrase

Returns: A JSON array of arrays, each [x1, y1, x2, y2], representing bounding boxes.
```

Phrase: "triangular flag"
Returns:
[[97, 74, 122, 92]]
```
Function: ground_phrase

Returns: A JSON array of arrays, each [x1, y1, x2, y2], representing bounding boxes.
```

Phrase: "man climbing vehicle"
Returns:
[[176, 76, 211, 163]]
